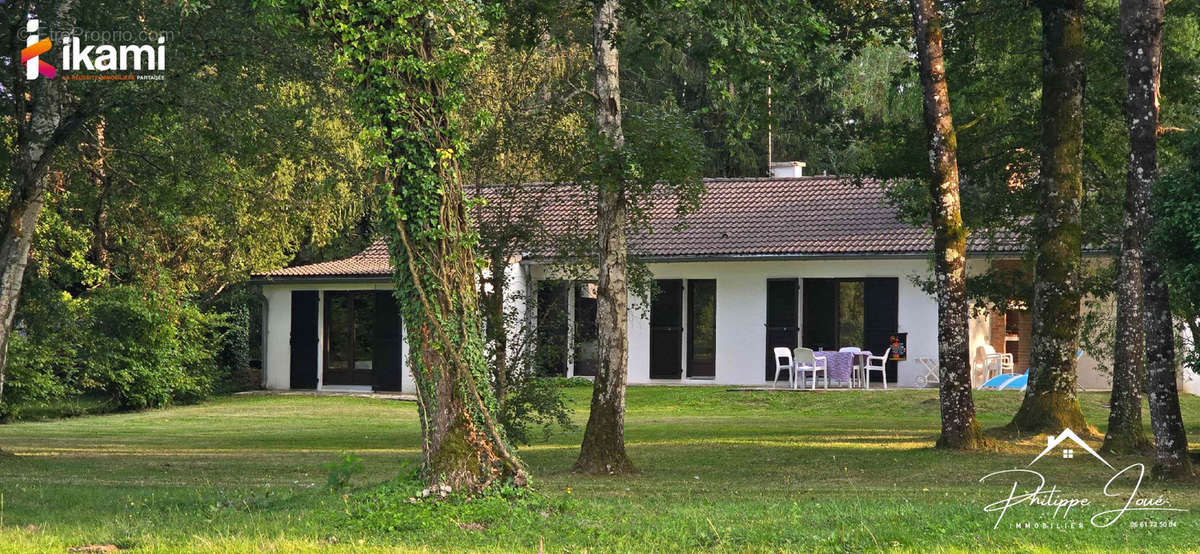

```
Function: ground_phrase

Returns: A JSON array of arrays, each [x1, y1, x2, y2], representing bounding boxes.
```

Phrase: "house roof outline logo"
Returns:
[[1028, 428, 1114, 470]]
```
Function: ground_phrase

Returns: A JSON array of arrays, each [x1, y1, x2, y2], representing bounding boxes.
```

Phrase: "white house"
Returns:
[[251, 171, 1110, 394]]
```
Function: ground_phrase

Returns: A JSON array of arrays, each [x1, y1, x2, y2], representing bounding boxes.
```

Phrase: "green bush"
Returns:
[[4, 285, 225, 416], [2, 288, 86, 418], [214, 303, 254, 393], [79, 286, 223, 409]]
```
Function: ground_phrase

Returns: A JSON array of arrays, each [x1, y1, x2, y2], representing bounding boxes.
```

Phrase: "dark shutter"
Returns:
[[802, 279, 838, 352], [650, 279, 684, 379], [536, 281, 570, 376], [765, 279, 800, 379], [864, 278, 900, 382], [372, 290, 404, 391], [289, 290, 319, 389]]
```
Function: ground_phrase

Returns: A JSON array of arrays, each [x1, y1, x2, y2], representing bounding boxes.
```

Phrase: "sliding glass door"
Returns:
[[802, 278, 899, 382], [687, 279, 716, 378], [323, 291, 376, 386]]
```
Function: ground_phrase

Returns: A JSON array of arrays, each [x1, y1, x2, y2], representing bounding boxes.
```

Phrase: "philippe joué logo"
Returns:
[[978, 428, 1186, 530], [20, 18, 168, 81]]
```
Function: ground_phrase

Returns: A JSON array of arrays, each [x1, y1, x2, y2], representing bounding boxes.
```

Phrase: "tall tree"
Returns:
[[0, 0, 371, 412], [0, 0, 80, 410], [909, 0, 985, 449], [1009, 0, 1089, 434], [1103, 0, 1152, 453], [1121, 0, 1191, 478], [575, 0, 636, 475], [303, 0, 527, 490], [1101, 209, 1150, 453]]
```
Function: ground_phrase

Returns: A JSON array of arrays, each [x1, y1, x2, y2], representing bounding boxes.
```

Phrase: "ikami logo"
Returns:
[[22, 19, 55, 79], [19, 17, 168, 82]]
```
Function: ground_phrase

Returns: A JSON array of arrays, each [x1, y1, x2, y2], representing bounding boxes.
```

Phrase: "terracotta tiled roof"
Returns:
[[500, 177, 1024, 258], [255, 239, 391, 278], [255, 176, 1024, 279]]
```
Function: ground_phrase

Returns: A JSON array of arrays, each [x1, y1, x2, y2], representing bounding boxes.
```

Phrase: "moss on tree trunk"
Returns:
[[1009, 0, 1088, 435], [1119, 0, 1191, 478], [314, 1, 528, 492], [909, 0, 988, 451]]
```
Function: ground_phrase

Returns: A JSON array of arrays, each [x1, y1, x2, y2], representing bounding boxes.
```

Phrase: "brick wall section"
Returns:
[[989, 311, 1007, 354], [1015, 312, 1033, 372]]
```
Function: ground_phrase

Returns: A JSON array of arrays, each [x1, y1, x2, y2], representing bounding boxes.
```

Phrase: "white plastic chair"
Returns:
[[794, 347, 828, 390], [983, 344, 1013, 378], [840, 346, 863, 387], [864, 348, 891, 389], [772, 347, 794, 388]]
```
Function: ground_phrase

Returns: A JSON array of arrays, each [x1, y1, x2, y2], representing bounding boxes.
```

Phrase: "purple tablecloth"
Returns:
[[813, 351, 872, 382]]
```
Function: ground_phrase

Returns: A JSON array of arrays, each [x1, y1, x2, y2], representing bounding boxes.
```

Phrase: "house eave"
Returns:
[[517, 248, 1113, 265], [249, 274, 393, 286]]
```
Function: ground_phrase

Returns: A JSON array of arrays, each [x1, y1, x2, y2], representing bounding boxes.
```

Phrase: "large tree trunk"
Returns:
[[574, 0, 635, 475], [345, 6, 528, 492], [1102, 181, 1150, 454], [0, 3, 78, 412], [1010, 0, 1089, 434], [909, 0, 986, 450], [1120, 0, 1192, 478], [388, 168, 527, 491]]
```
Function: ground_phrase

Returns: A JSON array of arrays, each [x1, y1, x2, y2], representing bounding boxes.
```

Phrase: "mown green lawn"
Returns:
[[0, 386, 1198, 552]]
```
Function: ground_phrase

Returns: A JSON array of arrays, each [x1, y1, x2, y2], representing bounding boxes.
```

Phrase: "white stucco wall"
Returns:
[[532, 257, 954, 387], [260, 256, 1113, 391], [261, 282, 413, 394]]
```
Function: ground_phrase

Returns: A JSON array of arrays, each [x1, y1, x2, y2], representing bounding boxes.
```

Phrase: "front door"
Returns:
[[765, 279, 799, 379], [573, 282, 599, 377], [649, 279, 683, 379], [687, 279, 717, 378], [801, 278, 899, 383]]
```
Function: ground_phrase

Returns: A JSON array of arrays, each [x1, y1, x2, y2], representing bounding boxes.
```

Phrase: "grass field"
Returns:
[[0, 386, 1198, 552]]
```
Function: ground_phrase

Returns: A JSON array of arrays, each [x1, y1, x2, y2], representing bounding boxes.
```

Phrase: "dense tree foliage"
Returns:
[[0, 0, 372, 414]]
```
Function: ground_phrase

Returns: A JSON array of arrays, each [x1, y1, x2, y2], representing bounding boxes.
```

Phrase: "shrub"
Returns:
[[78, 286, 223, 409], [1, 288, 86, 418], [5, 284, 225, 415], [214, 303, 256, 393]]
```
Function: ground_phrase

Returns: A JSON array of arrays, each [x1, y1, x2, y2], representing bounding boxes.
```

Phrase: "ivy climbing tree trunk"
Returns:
[[909, 0, 986, 450], [309, 0, 526, 491], [1119, 0, 1191, 478], [574, 0, 636, 475], [1010, 0, 1089, 434]]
